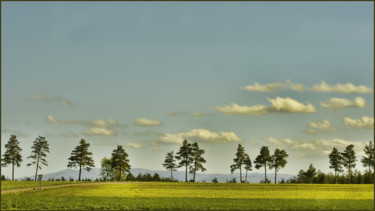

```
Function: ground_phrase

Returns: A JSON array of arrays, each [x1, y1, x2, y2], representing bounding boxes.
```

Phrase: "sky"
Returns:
[[1, 2, 374, 179]]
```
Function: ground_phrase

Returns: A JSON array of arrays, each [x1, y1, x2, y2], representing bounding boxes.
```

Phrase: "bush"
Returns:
[[212, 178, 218, 183]]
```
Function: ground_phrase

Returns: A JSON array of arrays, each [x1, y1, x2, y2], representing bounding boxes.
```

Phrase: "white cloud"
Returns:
[[321, 97, 366, 111], [214, 103, 268, 115], [126, 142, 143, 149], [85, 127, 115, 136], [157, 128, 242, 145], [344, 116, 374, 129], [286, 79, 306, 91], [30, 94, 72, 106], [268, 97, 316, 113], [311, 81, 373, 93], [47, 115, 58, 123], [133, 118, 162, 126], [307, 120, 336, 134], [215, 97, 316, 115], [264, 137, 283, 145], [244, 82, 286, 92]]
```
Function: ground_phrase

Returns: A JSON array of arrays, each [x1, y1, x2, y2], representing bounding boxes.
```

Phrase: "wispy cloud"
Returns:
[[126, 142, 143, 149], [321, 97, 365, 111], [133, 118, 162, 126], [156, 128, 241, 145], [243, 79, 305, 92], [306, 120, 336, 134], [343, 116, 374, 129], [30, 94, 72, 106], [46, 115, 119, 136], [166, 111, 214, 117], [311, 81, 373, 93], [215, 97, 316, 115], [1, 128, 30, 138]]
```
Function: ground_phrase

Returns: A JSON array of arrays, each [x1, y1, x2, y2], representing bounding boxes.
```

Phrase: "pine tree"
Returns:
[[111, 145, 131, 181], [67, 139, 95, 181], [361, 141, 374, 173], [101, 157, 116, 181], [270, 148, 288, 184], [189, 142, 206, 182], [27, 136, 50, 181], [230, 144, 246, 183], [175, 139, 194, 182], [162, 151, 177, 180], [244, 154, 252, 183], [254, 146, 272, 182], [341, 144, 356, 184], [2, 135, 23, 181], [328, 147, 343, 184], [304, 163, 316, 183]]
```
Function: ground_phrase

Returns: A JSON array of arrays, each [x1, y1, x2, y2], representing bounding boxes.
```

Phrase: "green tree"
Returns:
[[67, 139, 95, 181], [270, 148, 288, 184], [230, 144, 247, 183], [304, 163, 317, 183], [341, 144, 356, 184], [111, 145, 131, 181], [361, 141, 374, 173], [244, 154, 252, 183], [175, 139, 194, 182], [254, 146, 272, 182], [162, 151, 177, 180], [101, 157, 116, 181], [27, 136, 50, 181], [2, 135, 23, 181], [190, 142, 206, 182], [328, 147, 343, 184]]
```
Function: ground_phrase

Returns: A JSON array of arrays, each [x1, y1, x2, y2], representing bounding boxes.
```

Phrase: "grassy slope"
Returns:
[[1, 182, 374, 210]]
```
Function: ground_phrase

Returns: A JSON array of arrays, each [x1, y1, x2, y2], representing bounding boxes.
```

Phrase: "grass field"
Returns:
[[1, 182, 373, 210], [1, 181, 92, 191]]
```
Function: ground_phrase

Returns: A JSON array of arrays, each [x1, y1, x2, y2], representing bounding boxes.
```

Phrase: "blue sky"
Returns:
[[1, 2, 373, 179]]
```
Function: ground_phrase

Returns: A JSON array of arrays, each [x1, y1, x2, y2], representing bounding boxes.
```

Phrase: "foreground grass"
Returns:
[[1, 183, 373, 210], [1, 181, 92, 191]]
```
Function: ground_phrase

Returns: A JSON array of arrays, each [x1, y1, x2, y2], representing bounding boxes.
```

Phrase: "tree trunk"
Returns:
[[245, 170, 248, 183], [185, 163, 188, 182], [171, 169, 173, 180], [264, 165, 267, 182], [79, 165, 82, 181], [274, 168, 277, 184], [239, 165, 242, 183], [193, 168, 196, 182], [12, 162, 15, 181], [119, 166, 122, 181], [35, 155, 40, 181], [335, 170, 337, 184], [348, 165, 351, 184]]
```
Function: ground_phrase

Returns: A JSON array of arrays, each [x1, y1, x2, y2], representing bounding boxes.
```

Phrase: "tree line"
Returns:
[[2, 134, 374, 183]]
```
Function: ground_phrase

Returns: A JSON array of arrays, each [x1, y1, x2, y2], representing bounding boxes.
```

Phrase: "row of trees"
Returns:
[[2, 134, 374, 183], [162, 140, 206, 182]]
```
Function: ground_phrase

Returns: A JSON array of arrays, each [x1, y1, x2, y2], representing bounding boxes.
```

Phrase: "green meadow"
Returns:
[[1, 182, 373, 210]]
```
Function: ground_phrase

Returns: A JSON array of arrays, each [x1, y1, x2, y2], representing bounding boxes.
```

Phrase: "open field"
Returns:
[[1, 182, 373, 210], [1, 181, 92, 191]]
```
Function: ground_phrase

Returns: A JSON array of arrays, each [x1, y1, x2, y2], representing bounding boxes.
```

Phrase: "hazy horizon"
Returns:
[[1, 2, 373, 179]]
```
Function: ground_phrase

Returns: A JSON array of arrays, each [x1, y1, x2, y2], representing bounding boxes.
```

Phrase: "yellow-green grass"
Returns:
[[1, 181, 92, 191], [1, 182, 373, 210]]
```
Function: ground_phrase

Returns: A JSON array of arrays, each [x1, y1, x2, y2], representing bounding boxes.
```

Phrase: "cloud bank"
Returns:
[[133, 118, 162, 126], [215, 97, 316, 115], [321, 97, 365, 111], [311, 81, 372, 93], [243, 80, 305, 92], [306, 120, 336, 134], [343, 116, 374, 129]]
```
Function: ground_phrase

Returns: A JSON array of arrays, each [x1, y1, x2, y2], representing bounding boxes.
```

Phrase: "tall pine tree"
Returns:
[[270, 148, 288, 184], [189, 142, 206, 182], [162, 151, 177, 180], [175, 139, 194, 182], [244, 154, 252, 183], [230, 144, 246, 183], [27, 136, 50, 181], [361, 141, 374, 173], [2, 135, 23, 181], [67, 139, 95, 181], [254, 146, 272, 183], [341, 144, 356, 184], [328, 147, 343, 184], [111, 145, 131, 181]]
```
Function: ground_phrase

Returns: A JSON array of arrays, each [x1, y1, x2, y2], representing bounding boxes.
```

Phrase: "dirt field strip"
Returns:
[[1, 182, 141, 194]]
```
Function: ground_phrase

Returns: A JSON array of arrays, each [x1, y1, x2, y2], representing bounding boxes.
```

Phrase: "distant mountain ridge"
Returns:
[[19, 168, 295, 183]]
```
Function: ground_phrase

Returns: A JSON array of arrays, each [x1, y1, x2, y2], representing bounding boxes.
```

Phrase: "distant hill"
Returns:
[[18, 168, 295, 183]]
